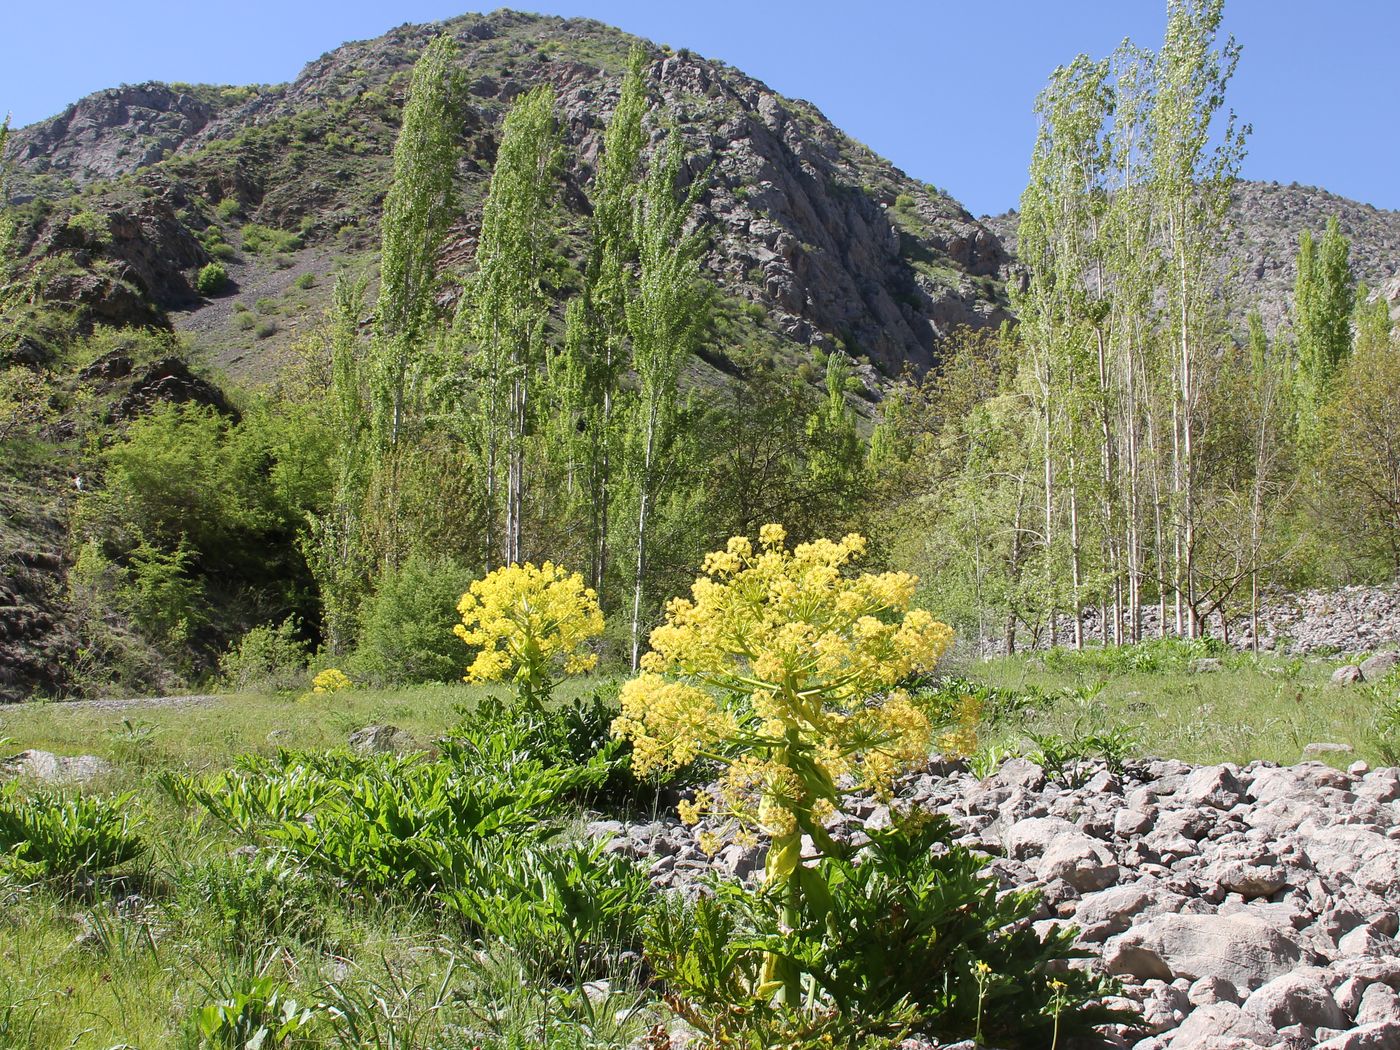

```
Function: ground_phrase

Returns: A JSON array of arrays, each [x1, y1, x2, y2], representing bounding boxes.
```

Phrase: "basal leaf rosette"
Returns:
[[454, 561, 604, 708], [612, 524, 953, 845]]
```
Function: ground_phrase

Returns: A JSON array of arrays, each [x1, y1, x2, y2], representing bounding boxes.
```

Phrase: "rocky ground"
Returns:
[[1027, 581, 1400, 658], [595, 754, 1400, 1049]]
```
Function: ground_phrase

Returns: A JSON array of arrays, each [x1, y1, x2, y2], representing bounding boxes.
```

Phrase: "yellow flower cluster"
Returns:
[[613, 525, 953, 847], [937, 694, 983, 759], [454, 562, 603, 705], [311, 668, 353, 694]]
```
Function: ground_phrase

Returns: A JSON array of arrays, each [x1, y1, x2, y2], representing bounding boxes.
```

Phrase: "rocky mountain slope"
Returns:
[[4, 9, 1011, 386], [984, 180, 1400, 335]]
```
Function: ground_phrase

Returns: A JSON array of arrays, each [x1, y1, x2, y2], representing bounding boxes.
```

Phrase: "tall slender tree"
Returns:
[[627, 131, 708, 669], [462, 85, 561, 567], [1150, 0, 1247, 636], [564, 45, 649, 597], [370, 34, 462, 449], [1294, 216, 1354, 442]]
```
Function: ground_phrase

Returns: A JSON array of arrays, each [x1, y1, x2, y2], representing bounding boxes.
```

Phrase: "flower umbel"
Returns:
[[454, 561, 603, 709], [612, 526, 953, 1006]]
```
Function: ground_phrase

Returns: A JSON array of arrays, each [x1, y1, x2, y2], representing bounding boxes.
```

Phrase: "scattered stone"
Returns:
[[1360, 651, 1400, 682], [1242, 969, 1346, 1030], [1, 749, 111, 782], [346, 725, 420, 755], [1315, 1021, 1400, 1049], [1105, 913, 1307, 991], [1305, 742, 1357, 758], [1333, 665, 1365, 687]]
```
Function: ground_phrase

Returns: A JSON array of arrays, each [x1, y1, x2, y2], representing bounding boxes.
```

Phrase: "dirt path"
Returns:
[[28, 693, 224, 713]]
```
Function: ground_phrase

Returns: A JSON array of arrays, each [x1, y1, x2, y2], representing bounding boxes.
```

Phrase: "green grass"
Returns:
[[969, 648, 1392, 768], [0, 678, 656, 1049]]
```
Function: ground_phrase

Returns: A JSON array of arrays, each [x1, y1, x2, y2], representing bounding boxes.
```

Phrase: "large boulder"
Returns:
[[1104, 913, 1308, 991], [1360, 651, 1400, 682], [1242, 968, 1346, 1030], [347, 725, 420, 755], [1036, 832, 1119, 892], [1167, 1002, 1280, 1049]]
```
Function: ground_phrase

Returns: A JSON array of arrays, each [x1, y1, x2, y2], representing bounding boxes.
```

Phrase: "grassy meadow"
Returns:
[[0, 645, 1396, 1049]]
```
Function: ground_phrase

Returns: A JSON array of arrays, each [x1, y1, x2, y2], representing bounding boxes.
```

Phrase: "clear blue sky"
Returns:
[[4, 1, 1395, 218]]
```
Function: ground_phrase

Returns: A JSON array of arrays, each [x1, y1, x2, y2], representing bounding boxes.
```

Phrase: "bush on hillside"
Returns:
[[196, 262, 229, 296], [351, 555, 475, 685]]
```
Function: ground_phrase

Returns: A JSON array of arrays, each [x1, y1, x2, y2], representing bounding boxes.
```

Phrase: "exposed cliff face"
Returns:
[[5, 11, 1010, 384], [9, 83, 225, 187], [983, 180, 1400, 335]]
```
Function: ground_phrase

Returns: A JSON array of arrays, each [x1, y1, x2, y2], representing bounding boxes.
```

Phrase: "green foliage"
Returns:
[[443, 838, 651, 984], [1028, 726, 1140, 786], [196, 972, 315, 1050], [240, 223, 303, 255], [352, 554, 474, 684], [911, 675, 1052, 727], [0, 367, 57, 444], [0, 787, 144, 881], [647, 812, 1115, 1047], [196, 262, 229, 296], [1039, 637, 1226, 674], [371, 32, 462, 450], [118, 537, 203, 651], [164, 728, 587, 897], [1294, 217, 1354, 439], [218, 617, 310, 693]]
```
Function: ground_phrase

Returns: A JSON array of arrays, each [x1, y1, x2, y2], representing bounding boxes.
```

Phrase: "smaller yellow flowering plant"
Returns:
[[311, 668, 353, 694], [454, 561, 604, 711], [612, 524, 953, 1006]]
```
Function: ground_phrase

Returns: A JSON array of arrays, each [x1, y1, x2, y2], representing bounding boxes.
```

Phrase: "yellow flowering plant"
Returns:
[[311, 668, 353, 694], [454, 561, 604, 711], [612, 524, 953, 1006]]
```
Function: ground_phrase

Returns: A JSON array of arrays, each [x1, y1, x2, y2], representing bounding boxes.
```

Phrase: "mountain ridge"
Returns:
[[4, 9, 1012, 386]]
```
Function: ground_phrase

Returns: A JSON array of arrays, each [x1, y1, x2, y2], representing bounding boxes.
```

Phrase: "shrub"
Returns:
[[613, 525, 953, 1006], [352, 554, 475, 684], [0, 787, 145, 882], [196, 973, 315, 1049], [214, 198, 241, 221], [294, 272, 317, 290], [240, 223, 302, 256], [118, 538, 203, 651], [218, 617, 309, 693], [255, 320, 277, 339], [196, 262, 229, 296], [443, 839, 652, 986], [208, 241, 238, 261], [455, 561, 604, 710]]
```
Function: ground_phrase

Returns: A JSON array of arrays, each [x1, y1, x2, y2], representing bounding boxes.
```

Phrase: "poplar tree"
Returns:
[[627, 131, 708, 669], [1014, 53, 1112, 648], [463, 84, 561, 567], [1294, 217, 1354, 440], [370, 34, 462, 448], [1353, 287, 1395, 356], [564, 45, 649, 597], [1149, 0, 1247, 636], [305, 275, 373, 652]]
